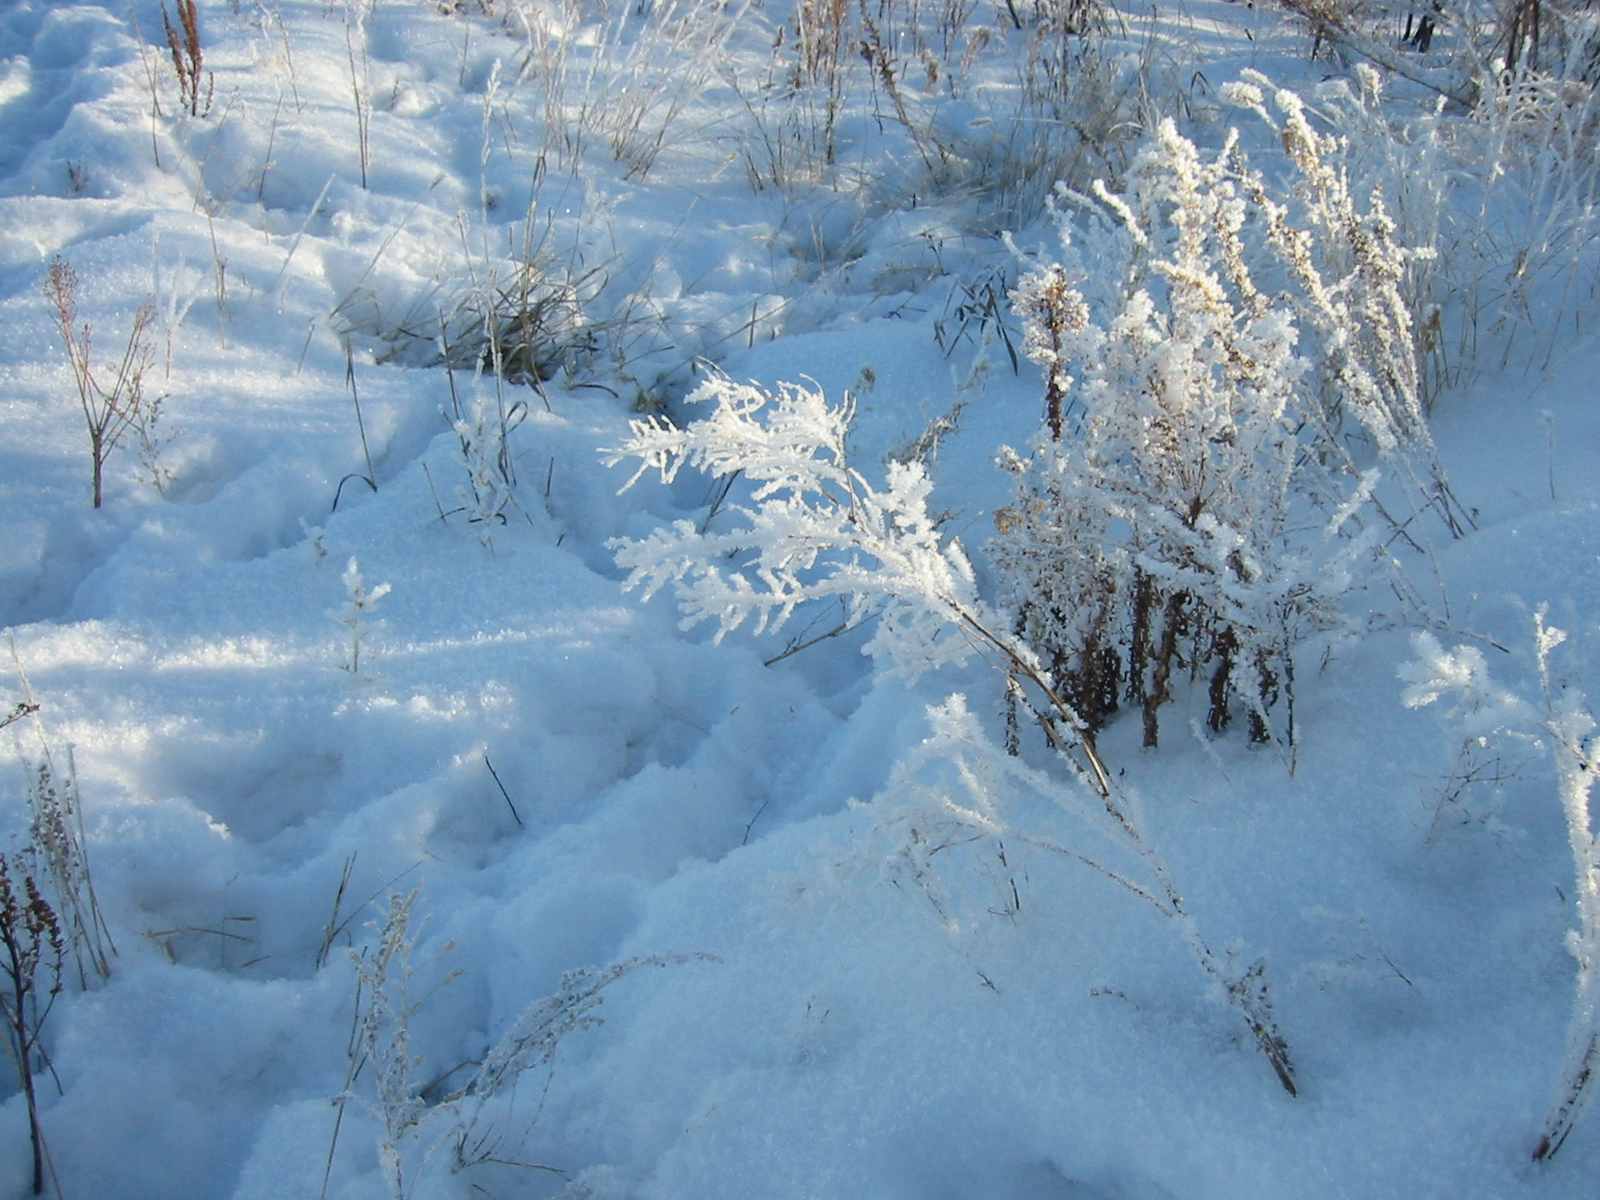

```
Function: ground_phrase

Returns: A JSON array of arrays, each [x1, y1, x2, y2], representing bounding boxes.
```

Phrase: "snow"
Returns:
[[1, 0, 1599, 1196]]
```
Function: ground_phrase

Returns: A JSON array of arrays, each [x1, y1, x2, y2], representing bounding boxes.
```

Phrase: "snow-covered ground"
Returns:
[[2, 0, 1599, 1196]]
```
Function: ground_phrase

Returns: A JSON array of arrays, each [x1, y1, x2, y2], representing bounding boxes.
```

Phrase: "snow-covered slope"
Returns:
[[1, 0, 1598, 1196]]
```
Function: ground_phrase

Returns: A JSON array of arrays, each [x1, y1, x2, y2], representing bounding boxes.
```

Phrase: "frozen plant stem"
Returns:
[[337, 558, 391, 676], [14, 628, 114, 983], [133, 11, 165, 167], [1541, 409, 1557, 502], [325, 889, 425, 1200], [441, 953, 717, 1173], [1046, 765, 1298, 1094], [1531, 610, 1600, 1161], [346, 0, 372, 190], [206, 211, 229, 336], [316, 854, 358, 971], [348, 346, 375, 484], [1400, 615, 1600, 1157]]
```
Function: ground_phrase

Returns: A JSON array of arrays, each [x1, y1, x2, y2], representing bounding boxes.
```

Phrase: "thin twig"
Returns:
[[741, 796, 772, 846], [763, 617, 853, 667], [1379, 950, 1415, 989], [1017, 834, 1176, 916], [483, 753, 525, 829]]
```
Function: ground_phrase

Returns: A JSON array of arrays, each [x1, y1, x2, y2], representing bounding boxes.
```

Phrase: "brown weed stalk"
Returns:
[[161, 0, 214, 118], [0, 854, 65, 1197], [43, 257, 158, 509]]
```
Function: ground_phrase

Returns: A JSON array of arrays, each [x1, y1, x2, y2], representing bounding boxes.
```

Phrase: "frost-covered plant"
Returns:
[[882, 695, 1298, 1095], [607, 373, 980, 675], [348, 225, 601, 389], [7, 649, 110, 988], [604, 369, 1114, 792], [451, 389, 525, 545], [508, 0, 748, 178], [335, 558, 391, 676], [1400, 611, 1599, 1160], [996, 106, 1408, 755], [1221, 74, 1466, 533], [991, 11, 1147, 225], [343, 890, 430, 1200], [994, 70, 1489, 754], [604, 367, 1306, 1093], [1285, 71, 1480, 415], [1444, 0, 1600, 88], [439, 953, 713, 1172], [301, 519, 330, 565], [1443, 43, 1600, 381], [725, 0, 1144, 222], [150, 231, 199, 376], [325, 887, 711, 1197]]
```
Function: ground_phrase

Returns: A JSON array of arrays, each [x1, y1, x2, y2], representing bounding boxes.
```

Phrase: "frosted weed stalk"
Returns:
[[1221, 74, 1467, 532], [1446, 43, 1600, 380], [338, 890, 434, 1200], [453, 391, 518, 534], [3, 660, 105, 1194], [1401, 611, 1600, 1161], [324, 889, 712, 1198], [989, 4, 1152, 227], [345, 0, 374, 189], [335, 558, 392, 676], [726, 0, 1149, 222], [883, 696, 1299, 1096]]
